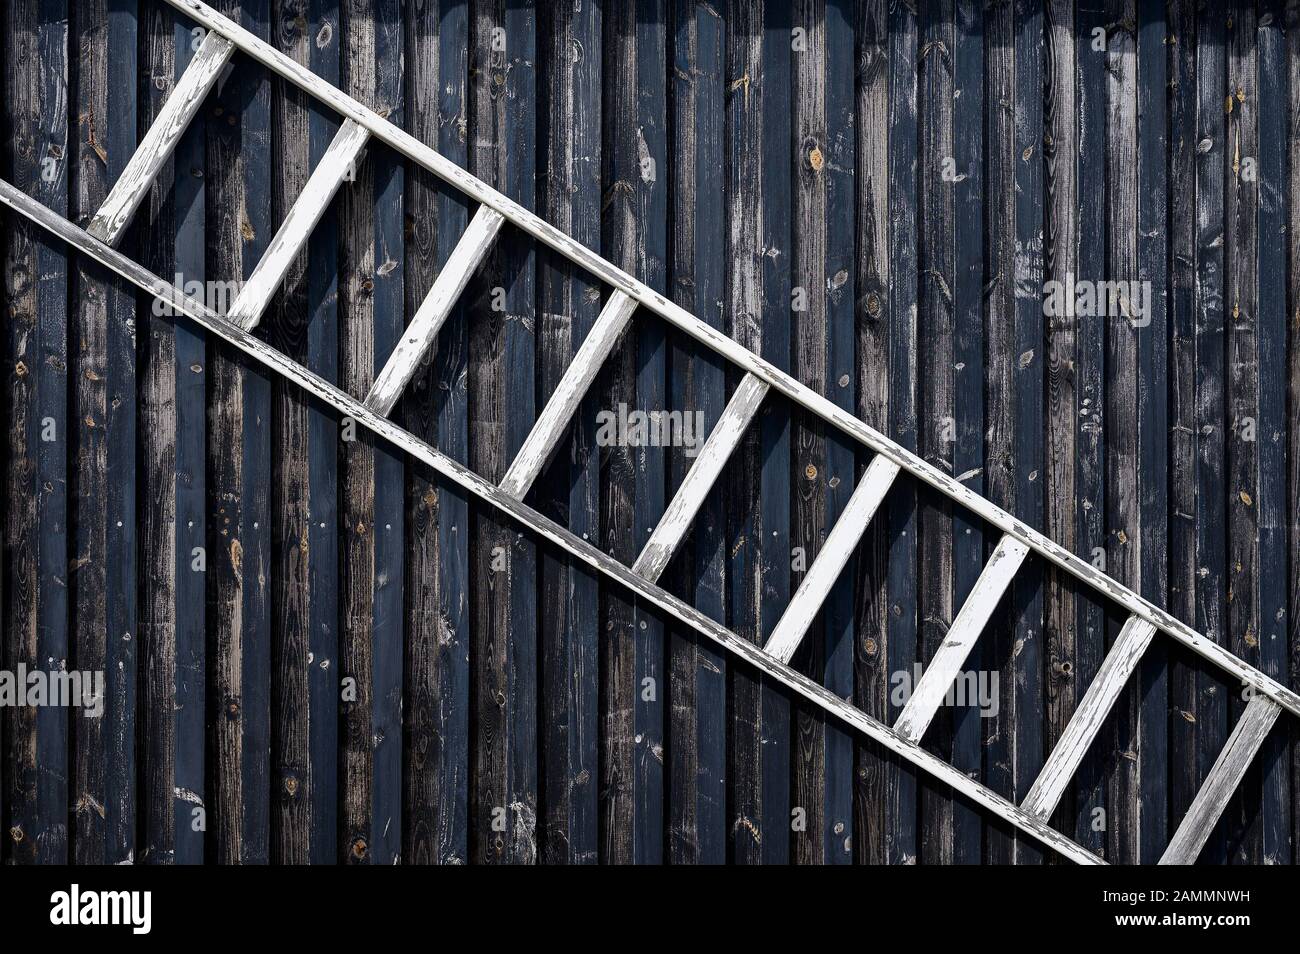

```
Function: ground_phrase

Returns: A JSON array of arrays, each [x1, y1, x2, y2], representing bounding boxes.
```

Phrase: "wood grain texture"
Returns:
[[402, 0, 472, 867], [666, 0, 728, 865], [1043, 0, 1078, 851], [601, 0, 669, 864], [949, 0, 985, 864], [4, 0, 70, 865], [163, 0, 1300, 722], [468, 0, 537, 865], [536, 0, 601, 863], [207, 0, 274, 867], [4, 0, 1300, 865], [0, 176, 1111, 864], [70, 0, 138, 865], [916, 0, 956, 865], [852, 0, 894, 865]]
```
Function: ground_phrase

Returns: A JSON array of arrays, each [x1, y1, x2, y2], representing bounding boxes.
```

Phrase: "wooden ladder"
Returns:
[[2, 0, 1295, 866]]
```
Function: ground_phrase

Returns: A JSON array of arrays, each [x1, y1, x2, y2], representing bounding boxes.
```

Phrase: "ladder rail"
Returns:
[[0, 176, 1103, 867], [161, 0, 1300, 721]]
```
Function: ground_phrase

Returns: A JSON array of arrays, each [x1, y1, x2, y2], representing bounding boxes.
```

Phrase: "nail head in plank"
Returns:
[[364, 204, 504, 415], [86, 31, 235, 246], [894, 534, 1030, 742], [157, 0, 1300, 720], [632, 373, 768, 582], [763, 454, 900, 664], [225, 118, 371, 331], [1158, 696, 1282, 865], [498, 289, 637, 499], [0, 178, 1104, 866], [1021, 616, 1157, 819]]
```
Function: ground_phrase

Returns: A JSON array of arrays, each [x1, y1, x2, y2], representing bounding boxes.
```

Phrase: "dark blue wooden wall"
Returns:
[[1, 0, 1296, 864]]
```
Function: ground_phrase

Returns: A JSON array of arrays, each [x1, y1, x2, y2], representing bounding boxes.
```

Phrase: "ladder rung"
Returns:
[[763, 455, 900, 664], [1158, 695, 1281, 865], [1021, 616, 1157, 819], [631, 373, 768, 582], [225, 118, 371, 331], [498, 290, 638, 499], [364, 205, 505, 415], [86, 31, 236, 246], [893, 534, 1030, 742]]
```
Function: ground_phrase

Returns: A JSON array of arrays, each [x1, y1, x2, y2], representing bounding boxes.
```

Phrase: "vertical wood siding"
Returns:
[[1, 0, 1297, 864]]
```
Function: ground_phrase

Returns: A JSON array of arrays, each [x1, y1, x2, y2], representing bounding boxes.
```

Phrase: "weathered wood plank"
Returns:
[[1225, 0, 1262, 865], [206, 0, 273, 865], [632, 373, 767, 583], [916, 0, 956, 866], [883, 0, 919, 865], [4, 0, 70, 865], [666, 0, 728, 865], [332, 0, 407, 866], [790, 0, 830, 867], [0, 176, 1111, 865], [1133, 0, 1168, 864], [1282, 0, 1300, 869], [1190, 0, 1230, 865], [949, 0, 985, 864], [982, 0, 1016, 864], [85, 27, 232, 246], [601, 0, 668, 864], [895, 536, 1030, 743], [226, 117, 369, 331], [269, 0, 342, 866], [499, 290, 635, 501], [70, 0, 138, 865], [1159, 696, 1281, 865], [162, 0, 1300, 721], [1165, 0, 1199, 856], [1104, 0, 1141, 867], [1010, 0, 1045, 865], [1072, 0, 1109, 855], [851, 0, 893, 865], [368, 0, 406, 866], [1043, 0, 1078, 850], [469, 0, 538, 864], [766, 456, 899, 665], [1022, 617, 1157, 820], [536, 0, 601, 864], [402, 0, 471, 867], [366, 204, 502, 416], [1254, 0, 1289, 866]]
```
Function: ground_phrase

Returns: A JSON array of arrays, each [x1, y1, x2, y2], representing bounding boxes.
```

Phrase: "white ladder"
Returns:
[[3, 0, 1296, 866]]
